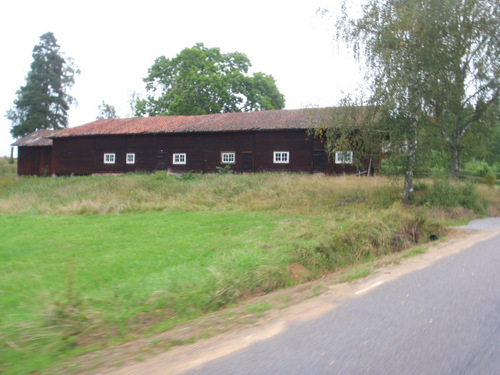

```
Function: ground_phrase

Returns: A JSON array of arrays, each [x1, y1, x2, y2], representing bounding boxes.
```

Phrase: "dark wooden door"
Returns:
[[242, 152, 253, 172], [156, 153, 167, 170], [312, 151, 326, 173]]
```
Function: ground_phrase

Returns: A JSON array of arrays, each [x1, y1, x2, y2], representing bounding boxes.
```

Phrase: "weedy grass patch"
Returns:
[[0, 211, 318, 374], [0, 173, 401, 215], [344, 267, 371, 282], [0, 172, 493, 374]]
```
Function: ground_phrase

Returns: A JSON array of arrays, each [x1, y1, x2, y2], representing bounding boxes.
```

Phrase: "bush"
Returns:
[[414, 179, 488, 214], [216, 164, 232, 174], [482, 173, 497, 188], [462, 158, 494, 177], [412, 182, 429, 191]]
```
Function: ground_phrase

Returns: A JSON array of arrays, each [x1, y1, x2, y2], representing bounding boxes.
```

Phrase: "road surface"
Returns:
[[104, 223, 500, 375]]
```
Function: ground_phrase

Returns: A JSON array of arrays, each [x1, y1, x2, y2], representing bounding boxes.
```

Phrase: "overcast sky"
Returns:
[[0, 0, 365, 157]]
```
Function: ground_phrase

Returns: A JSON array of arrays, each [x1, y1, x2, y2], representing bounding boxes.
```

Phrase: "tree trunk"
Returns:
[[450, 146, 460, 180], [402, 147, 416, 202], [402, 118, 418, 202]]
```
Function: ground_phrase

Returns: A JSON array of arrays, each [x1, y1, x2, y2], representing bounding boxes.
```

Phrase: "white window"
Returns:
[[221, 152, 235, 164], [126, 153, 135, 164], [104, 153, 115, 164], [173, 153, 186, 165], [335, 151, 353, 164], [273, 151, 289, 164]]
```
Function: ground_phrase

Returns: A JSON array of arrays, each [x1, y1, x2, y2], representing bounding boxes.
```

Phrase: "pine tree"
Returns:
[[7, 32, 78, 138]]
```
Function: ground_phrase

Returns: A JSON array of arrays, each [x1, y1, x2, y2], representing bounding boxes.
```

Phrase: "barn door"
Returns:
[[242, 152, 253, 172], [312, 151, 326, 173], [156, 153, 167, 170]]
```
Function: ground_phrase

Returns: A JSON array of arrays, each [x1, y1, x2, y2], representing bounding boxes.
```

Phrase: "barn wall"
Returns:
[[52, 130, 369, 175], [17, 146, 52, 176], [53, 137, 96, 175]]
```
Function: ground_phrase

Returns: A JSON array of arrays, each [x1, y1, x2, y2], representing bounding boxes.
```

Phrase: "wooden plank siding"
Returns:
[[17, 146, 53, 176], [51, 130, 359, 175]]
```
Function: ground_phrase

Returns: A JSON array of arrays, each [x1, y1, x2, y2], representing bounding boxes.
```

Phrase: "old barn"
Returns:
[[13, 108, 366, 176], [12, 129, 56, 176]]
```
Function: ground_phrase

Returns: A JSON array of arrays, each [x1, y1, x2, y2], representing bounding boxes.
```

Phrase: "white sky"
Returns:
[[0, 0, 365, 157]]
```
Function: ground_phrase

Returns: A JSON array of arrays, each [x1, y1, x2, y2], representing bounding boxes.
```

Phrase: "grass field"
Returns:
[[0, 165, 495, 374]]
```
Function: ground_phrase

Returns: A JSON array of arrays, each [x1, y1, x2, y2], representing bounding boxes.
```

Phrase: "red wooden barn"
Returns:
[[13, 108, 364, 176], [11, 129, 56, 176]]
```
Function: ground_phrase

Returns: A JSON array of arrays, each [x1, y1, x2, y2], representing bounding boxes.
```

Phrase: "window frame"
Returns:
[[335, 151, 353, 164], [221, 152, 236, 164], [126, 153, 135, 164], [103, 153, 116, 164], [172, 153, 187, 165], [273, 151, 290, 164]]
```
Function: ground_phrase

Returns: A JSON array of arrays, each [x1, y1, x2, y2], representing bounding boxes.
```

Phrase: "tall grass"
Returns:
[[0, 172, 401, 215], [0, 171, 493, 374], [0, 157, 16, 188]]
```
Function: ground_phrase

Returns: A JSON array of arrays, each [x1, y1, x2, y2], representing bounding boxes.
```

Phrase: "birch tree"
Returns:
[[335, 0, 499, 199]]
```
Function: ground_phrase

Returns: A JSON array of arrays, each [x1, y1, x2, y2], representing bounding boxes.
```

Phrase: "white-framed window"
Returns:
[[273, 151, 289, 164], [221, 152, 235, 164], [104, 153, 115, 164], [126, 153, 135, 164], [173, 153, 186, 165], [335, 151, 353, 164]]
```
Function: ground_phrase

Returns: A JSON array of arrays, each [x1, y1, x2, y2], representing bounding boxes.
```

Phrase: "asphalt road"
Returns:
[[183, 228, 500, 375]]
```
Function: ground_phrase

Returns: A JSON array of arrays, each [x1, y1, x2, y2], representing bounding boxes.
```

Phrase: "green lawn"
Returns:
[[0, 211, 323, 374], [1, 171, 492, 374]]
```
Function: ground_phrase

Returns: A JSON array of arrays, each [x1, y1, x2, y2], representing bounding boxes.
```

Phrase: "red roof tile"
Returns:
[[52, 108, 327, 138]]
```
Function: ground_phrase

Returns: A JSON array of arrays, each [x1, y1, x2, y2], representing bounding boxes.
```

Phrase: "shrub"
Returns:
[[482, 173, 497, 188], [216, 164, 232, 174], [462, 158, 494, 177], [414, 179, 488, 214], [412, 182, 429, 191]]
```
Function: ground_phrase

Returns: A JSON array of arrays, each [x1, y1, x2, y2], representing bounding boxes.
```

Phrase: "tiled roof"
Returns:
[[52, 108, 328, 138], [11, 129, 57, 146]]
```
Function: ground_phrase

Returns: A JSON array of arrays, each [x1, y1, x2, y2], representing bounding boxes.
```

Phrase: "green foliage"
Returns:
[[216, 164, 232, 174], [135, 43, 285, 116], [335, 0, 499, 190], [482, 174, 497, 188], [413, 179, 488, 214], [96, 101, 119, 120], [6, 32, 78, 138], [309, 105, 384, 176], [485, 122, 500, 166], [412, 182, 429, 191], [462, 158, 495, 177]]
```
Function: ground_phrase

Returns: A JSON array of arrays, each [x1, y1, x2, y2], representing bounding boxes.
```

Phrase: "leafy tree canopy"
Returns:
[[135, 43, 285, 116], [332, 0, 499, 199], [7, 32, 79, 138], [96, 101, 119, 120]]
